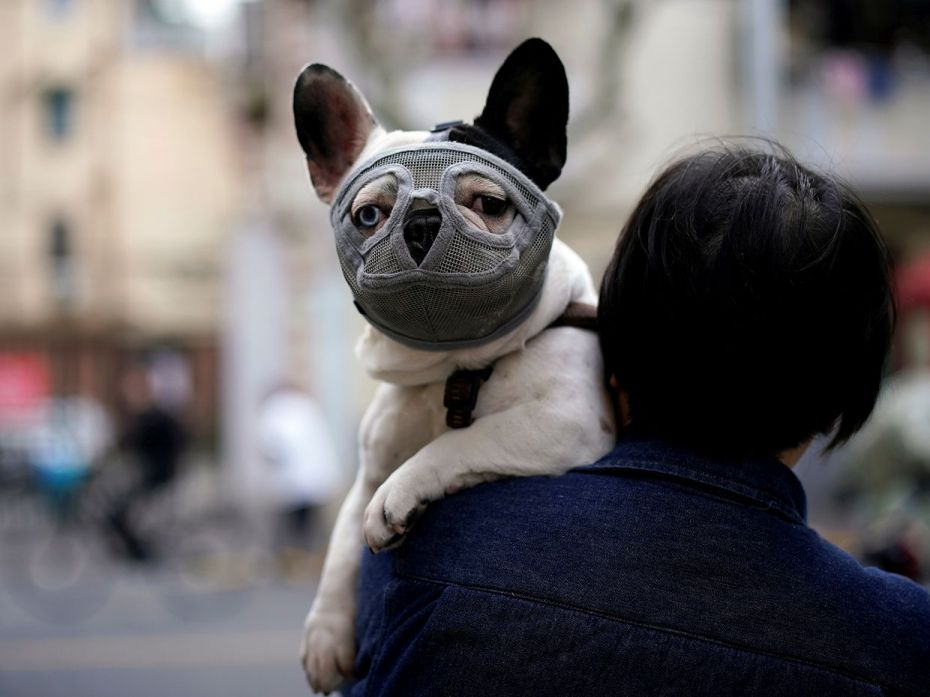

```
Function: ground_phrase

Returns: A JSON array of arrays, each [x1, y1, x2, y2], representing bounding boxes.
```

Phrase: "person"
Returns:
[[345, 143, 930, 696], [107, 364, 188, 561], [256, 383, 342, 572]]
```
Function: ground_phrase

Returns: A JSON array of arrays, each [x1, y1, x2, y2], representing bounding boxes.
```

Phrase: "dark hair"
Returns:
[[598, 142, 895, 456]]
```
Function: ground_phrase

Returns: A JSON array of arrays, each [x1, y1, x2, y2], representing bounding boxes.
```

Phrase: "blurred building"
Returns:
[[0, 0, 239, 438]]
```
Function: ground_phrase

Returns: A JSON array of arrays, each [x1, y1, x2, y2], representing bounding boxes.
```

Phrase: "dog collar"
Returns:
[[442, 303, 597, 429]]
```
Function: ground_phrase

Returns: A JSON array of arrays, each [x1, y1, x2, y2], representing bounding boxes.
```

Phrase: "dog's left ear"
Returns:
[[472, 38, 569, 190], [293, 64, 380, 204]]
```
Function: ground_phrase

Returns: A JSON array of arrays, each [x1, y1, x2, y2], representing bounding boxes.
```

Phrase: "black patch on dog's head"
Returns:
[[450, 38, 569, 190], [447, 123, 527, 178]]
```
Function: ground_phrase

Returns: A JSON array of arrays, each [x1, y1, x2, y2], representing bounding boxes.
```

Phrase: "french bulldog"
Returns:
[[293, 38, 615, 693]]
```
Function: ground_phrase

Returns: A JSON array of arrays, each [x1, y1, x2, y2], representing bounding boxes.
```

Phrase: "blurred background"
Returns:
[[2, 0, 930, 695]]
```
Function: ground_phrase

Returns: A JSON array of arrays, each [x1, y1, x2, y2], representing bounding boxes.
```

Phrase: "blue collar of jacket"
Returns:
[[576, 438, 808, 525]]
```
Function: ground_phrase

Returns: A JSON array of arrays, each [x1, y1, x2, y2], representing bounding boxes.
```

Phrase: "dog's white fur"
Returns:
[[300, 125, 616, 693]]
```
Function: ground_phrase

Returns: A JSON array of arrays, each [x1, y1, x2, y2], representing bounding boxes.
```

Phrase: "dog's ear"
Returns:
[[293, 64, 380, 203], [473, 38, 569, 190]]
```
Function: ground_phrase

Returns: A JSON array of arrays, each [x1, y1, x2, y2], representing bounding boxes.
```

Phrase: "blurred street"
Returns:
[[0, 556, 321, 697]]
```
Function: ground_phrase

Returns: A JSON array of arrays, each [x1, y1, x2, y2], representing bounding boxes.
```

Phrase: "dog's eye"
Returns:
[[474, 195, 508, 217], [354, 204, 384, 230], [454, 175, 515, 234]]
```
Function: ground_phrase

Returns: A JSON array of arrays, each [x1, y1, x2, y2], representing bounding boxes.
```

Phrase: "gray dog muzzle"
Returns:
[[330, 142, 561, 351]]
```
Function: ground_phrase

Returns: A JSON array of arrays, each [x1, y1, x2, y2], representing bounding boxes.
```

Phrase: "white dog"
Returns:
[[293, 38, 616, 693]]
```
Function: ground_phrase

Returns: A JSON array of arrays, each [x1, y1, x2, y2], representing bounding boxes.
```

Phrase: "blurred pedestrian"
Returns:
[[107, 364, 188, 561], [257, 384, 342, 573]]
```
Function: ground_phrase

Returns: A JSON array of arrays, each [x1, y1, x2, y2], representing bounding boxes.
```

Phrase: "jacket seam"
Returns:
[[396, 571, 905, 696], [574, 459, 805, 525]]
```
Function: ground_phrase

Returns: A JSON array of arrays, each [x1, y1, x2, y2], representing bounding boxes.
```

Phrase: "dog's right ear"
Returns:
[[293, 64, 380, 204], [472, 38, 569, 190]]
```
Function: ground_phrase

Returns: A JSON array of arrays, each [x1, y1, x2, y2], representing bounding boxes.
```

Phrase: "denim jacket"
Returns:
[[348, 438, 930, 696]]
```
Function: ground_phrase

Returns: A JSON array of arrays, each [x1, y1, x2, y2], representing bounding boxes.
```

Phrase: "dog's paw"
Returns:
[[300, 609, 355, 694], [362, 481, 427, 553]]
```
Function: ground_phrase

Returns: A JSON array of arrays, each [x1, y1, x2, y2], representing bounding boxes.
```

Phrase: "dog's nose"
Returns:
[[403, 207, 442, 266]]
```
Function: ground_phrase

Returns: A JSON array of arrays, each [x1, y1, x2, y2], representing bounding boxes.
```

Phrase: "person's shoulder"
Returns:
[[397, 470, 930, 689], [414, 467, 610, 533], [391, 467, 643, 594], [808, 529, 930, 633], [797, 529, 930, 689]]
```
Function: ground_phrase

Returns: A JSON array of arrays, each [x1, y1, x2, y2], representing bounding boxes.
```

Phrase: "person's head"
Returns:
[[598, 142, 895, 457]]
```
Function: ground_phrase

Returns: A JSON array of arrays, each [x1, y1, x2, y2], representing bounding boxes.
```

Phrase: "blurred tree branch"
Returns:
[[569, 0, 636, 141], [330, 0, 412, 130], [328, 0, 637, 136]]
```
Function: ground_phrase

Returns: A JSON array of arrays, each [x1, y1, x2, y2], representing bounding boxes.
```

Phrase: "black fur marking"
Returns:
[[469, 38, 569, 190], [447, 124, 530, 180]]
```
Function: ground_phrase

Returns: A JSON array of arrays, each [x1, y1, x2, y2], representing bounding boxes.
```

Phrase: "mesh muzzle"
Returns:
[[331, 142, 561, 351]]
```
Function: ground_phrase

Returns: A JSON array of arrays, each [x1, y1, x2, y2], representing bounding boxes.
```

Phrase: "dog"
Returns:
[[293, 38, 616, 693]]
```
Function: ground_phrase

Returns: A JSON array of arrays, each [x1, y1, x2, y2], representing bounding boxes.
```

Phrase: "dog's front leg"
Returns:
[[300, 471, 372, 693], [301, 382, 441, 692], [362, 396, 609, 551]]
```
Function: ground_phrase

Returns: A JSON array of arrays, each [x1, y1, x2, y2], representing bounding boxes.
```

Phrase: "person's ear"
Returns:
[[608, 375, 632, 429], [473, 38, 569, 190], [293, 64, 381, 203]]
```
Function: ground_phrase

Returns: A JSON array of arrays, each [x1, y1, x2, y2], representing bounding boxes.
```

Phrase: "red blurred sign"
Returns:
[[897, 253, 930, 312], [0, 352, 50, 413]]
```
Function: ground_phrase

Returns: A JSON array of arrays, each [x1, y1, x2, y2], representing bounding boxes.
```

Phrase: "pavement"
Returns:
[[0, 542, 328, 697]]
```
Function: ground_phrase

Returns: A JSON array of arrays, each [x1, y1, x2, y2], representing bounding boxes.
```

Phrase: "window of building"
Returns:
[[47, 0, 75, 18], [43, 88, 75, 142]]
